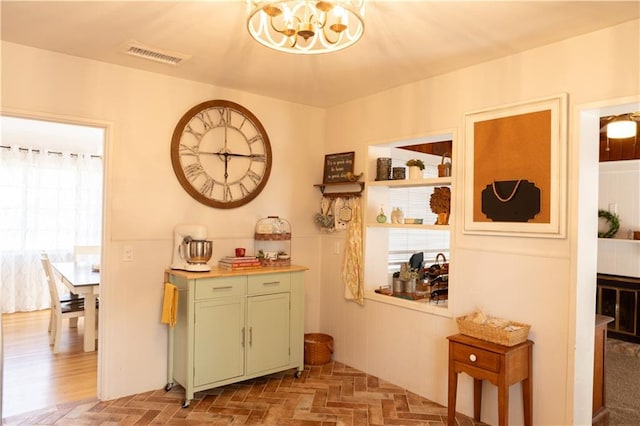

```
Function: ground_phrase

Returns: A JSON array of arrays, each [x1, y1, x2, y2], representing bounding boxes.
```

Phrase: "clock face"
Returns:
[[171, 100, 272, 209]]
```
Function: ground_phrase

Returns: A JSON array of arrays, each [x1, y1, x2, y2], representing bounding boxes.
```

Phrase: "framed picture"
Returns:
[[323, 151, 355, 183], [463, 94, 568, 237]]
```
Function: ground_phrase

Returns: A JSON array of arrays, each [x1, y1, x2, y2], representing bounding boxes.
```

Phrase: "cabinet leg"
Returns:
[[473, 378, 482, 422], [447, 369, 458, 426], [181, 399, 191, 409], [522, 378, 532, 425], [498, 378, 509, 426]]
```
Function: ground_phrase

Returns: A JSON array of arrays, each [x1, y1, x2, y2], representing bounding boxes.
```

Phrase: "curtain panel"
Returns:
[[0, 146, 102, 313]]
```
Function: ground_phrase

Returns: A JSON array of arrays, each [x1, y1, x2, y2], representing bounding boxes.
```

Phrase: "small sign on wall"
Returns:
[[323, 151, 355, 183]]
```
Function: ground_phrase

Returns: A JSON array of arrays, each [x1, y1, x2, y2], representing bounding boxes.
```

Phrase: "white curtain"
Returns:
[[0, 146, 102, 313]]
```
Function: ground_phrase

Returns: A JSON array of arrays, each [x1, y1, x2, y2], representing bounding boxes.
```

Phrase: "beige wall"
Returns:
[[1, 41, 326, 399], [2, 17, 639, 425], [322, 20, 639, 426]]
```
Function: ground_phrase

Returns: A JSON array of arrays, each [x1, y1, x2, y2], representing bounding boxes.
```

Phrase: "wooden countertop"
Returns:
[[595, 314, 614, 327], [166, 265, 308, 279]]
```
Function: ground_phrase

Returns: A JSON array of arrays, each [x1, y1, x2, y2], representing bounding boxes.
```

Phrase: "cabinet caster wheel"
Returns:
[[181, 400, 191, 409], [294, 370, 302, 379], [164, 382, 174, 392]]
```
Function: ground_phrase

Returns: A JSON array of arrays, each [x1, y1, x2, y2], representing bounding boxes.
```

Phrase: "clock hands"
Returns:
[[223, 152, 229, 182], [198, 151, 265, 160]]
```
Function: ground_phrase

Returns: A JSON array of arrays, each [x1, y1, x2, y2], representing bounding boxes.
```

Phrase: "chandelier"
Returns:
[[247, 1, 365, 54]]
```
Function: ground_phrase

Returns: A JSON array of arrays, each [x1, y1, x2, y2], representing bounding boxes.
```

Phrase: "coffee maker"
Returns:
[[170, 224, 212, 272]]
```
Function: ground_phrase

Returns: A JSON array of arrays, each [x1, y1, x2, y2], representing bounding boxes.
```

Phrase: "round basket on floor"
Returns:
[[304, 333, 334, 365]]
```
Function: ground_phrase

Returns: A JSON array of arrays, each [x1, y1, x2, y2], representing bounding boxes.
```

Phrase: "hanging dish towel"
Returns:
[[343, 198, 364, 305], [161, 283, 179, 327]]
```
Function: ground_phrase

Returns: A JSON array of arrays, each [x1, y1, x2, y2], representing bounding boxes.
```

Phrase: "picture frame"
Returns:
[[323, 151, 355, 183], [463, 94, 568, 237]]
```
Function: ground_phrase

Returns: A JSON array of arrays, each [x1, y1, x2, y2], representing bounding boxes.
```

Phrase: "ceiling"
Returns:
[[1, 1, 638, 108]]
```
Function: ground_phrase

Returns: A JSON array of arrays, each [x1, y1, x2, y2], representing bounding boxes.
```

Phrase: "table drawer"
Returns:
[[451, 342, 500, 372], [194, 276, 246, 300], [247, 273, 291, 295]]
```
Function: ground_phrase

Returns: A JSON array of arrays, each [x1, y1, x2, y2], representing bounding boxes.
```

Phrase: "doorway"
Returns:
[[0, 114, 107, 418], [575, 97, 639, 424]]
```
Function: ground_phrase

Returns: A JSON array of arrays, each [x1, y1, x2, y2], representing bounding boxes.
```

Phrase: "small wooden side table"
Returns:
[[593, 315, 614, 426], [447, 334, 533, 426]]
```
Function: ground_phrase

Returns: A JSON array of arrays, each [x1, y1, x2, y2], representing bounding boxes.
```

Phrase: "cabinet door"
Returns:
[[247, 292, 290, 375], [619, 289, 637, 334], [194, 298, 245, 387]]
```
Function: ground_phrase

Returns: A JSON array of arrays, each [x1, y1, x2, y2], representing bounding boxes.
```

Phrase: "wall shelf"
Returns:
[[368, 222, 450, 231], [367, 177, 451, 188], [314, 181, 364, 198], [598, 238, 640, 244]]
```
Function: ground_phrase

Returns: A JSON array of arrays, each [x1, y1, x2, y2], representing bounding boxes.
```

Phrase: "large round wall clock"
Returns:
[[171, 100, 272, 209]]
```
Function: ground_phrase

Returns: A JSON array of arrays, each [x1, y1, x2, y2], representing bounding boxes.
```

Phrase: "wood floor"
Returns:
[[2, 310, 482, 425], [2, 310, 97, 418]]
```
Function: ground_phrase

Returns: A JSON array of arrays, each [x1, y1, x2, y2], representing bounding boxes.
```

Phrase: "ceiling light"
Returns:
[[247, 1, 365, 54], [606, 113, 638, 139]]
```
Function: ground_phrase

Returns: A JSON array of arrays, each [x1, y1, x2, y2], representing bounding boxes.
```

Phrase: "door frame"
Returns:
[[572, 95, 639, 424], [0, 108, 113, 400]]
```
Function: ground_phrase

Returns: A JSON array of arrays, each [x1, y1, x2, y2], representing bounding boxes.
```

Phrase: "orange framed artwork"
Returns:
[[463, 94, 568, 237]]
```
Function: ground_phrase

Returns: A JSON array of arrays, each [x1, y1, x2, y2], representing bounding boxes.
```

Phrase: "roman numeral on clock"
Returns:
[[184, 163, 205, 181], [223, 184, 233, 201], [200, 177, 215, 197]]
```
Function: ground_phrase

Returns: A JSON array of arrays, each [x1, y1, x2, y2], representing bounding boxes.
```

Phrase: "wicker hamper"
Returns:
[[304, 333, 334, 365], [456, 315, 530, 347]]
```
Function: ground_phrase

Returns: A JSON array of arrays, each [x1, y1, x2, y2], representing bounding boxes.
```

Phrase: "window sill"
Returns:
[[364, 289, 452, 317]]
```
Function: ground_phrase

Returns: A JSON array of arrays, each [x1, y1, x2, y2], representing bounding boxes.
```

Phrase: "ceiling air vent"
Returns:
[[122, 41, 190, 66]]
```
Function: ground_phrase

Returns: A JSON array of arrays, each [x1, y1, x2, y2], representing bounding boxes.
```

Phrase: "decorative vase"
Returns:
[[376, 157, 392, 181], [438, 152, 452, 177], [408, 166, 422, 180], [437, 212, 450, 225]]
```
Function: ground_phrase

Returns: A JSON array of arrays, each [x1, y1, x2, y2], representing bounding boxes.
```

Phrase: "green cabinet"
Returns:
[[166, 267, 306, 407]]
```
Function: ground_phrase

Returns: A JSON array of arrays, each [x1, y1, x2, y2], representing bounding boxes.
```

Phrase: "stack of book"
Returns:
[[218, 256, 262, 270]]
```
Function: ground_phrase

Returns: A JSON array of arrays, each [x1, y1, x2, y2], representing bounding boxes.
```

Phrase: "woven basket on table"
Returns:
[[304, 333, 334, 365], [456, 315, 530, 347]]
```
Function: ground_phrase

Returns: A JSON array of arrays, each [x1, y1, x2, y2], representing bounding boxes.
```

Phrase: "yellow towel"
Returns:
[[161, 283, 178, 327]]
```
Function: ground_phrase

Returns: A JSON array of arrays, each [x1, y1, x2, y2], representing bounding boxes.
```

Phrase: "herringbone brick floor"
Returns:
[[3, 361, 483, 425]]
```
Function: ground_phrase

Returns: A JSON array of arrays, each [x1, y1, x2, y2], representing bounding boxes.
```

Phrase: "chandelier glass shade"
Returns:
[[247, 1, 365, 54]]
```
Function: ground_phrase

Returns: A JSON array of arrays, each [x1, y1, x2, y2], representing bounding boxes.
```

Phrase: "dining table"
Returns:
[[51, 261, 100, 352]]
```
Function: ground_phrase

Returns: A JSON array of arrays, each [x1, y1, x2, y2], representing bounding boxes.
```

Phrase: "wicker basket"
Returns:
[[304, 333, 334, 365], [456, 315, 530, 347]]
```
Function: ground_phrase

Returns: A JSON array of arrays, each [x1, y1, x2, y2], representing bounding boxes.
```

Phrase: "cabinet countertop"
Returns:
[[166, 265, 308, 279]]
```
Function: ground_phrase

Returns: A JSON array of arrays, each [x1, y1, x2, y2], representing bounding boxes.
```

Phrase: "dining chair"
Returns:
[[73, 245, 100, 264], [40, 252, 88, 354]]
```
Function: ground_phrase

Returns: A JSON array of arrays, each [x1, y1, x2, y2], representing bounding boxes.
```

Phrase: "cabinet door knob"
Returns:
[[469, 354, 477, 362]]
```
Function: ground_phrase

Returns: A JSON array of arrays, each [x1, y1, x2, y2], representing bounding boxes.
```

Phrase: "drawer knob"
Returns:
[[469, 354, 477, 362]]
